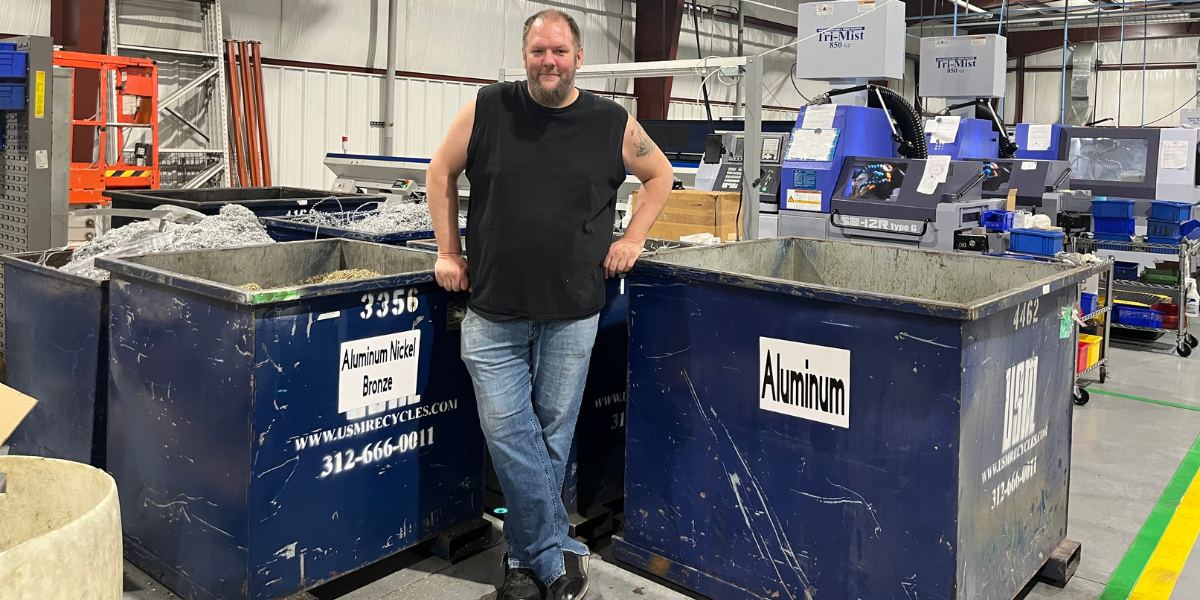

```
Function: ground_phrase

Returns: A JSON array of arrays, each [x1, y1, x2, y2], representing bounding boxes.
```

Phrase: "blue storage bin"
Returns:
[[1115, 305, 1164, 328], [1147, 219, 1182, 239], [1080, 292, 1098, 316], [1150, 200, 1194, 223], [0, 83, 25, 110], [981, 210, 1014, 232], [0, 43, 15, 51], [1091, 197, 1136, 219], [1094, 216, 1135, 235], [1008, 228, 1065, 256], [0, 50, 26, 78], [1113, 261, 1140, 280], [1094, 232, 1133, 242]]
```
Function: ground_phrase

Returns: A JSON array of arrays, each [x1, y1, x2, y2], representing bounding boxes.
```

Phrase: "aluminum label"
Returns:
[[759, 337, 850, 428], [338, 330, 421, 414]]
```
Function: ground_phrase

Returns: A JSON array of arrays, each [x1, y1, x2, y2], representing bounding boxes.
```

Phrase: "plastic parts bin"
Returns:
[[1142, 268, 1180, 286], [981, 210, 1014, 232], [1093, 217, 1136, 235], [103, 187, 386, 228], [1147, 219, 1183, 239], [1113, 261, 1140, 280], [1147, 236, 1183, 248], [1077, 341, 1090, 373], [1, 251, 110, 467], [614, 237, 1101, 600], [1091, 197, 1135, 219], [0, 50, 27, 78], [1079, 333, 1102, 367], [1008, 228, 1066, 256], [0, 83, 26, 110], [1150, 200, 1194, 223], [1115, 305, 1164, 328], [1093, 232, 1133, 242], [96, 240, 488, 600], [1153, 302, 1186, 330], [1080, 292, 1098, 315], [0, 43, 16, 51]]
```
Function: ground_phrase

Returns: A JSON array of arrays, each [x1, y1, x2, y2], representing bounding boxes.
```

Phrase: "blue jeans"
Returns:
[[460, 308, 598, 586]]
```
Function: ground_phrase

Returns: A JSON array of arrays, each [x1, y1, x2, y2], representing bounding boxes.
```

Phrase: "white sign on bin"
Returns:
[[338, 331, 421, 414]]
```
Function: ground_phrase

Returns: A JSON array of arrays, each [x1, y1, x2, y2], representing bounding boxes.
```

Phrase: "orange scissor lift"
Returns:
[[53, 51, 158, 206]]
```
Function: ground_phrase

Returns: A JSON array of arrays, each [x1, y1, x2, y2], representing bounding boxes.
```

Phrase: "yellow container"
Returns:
[[1079, 334, 1103, 367]]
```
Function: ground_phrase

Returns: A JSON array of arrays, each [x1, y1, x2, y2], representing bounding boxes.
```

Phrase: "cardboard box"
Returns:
[[0, 383, 37, 446], [631, 189, 743, 242]]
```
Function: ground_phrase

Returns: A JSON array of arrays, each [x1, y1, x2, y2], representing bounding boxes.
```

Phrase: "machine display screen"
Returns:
[[841, 161, 907, 200], [1068, 137, 1149, 183], [981, 161, 1013, 192], [732, 136, 745, 160]]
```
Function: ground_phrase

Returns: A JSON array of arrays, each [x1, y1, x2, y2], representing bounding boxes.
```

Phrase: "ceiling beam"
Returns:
[[1005, 20, 1200, 56]]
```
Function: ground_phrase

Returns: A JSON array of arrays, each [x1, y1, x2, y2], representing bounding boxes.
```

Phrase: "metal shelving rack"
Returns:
[[107, 0, 231, 188], [1073, 259, 1113, 405], [1071, 235, 1200, 357]]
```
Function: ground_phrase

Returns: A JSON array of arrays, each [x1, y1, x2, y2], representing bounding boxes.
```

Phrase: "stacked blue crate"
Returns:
[[1091, 197, 1136, 242], [0, 42, 27, 111], [1146, 201, 1195, 246]]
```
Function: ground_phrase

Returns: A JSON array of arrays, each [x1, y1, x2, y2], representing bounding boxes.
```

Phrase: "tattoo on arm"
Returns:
[[630, 123, 657, 158]]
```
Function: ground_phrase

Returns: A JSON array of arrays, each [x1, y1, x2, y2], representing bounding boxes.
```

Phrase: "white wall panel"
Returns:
[[0, 0, 49, 36], [262, 64, 635, 189]]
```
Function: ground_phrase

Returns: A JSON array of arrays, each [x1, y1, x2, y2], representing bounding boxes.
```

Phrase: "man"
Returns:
[[426, 9, 673, 600]]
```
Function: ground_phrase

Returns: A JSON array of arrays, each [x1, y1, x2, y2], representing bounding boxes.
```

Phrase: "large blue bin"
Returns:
[[104, 187, 385, 228], [406, 235, 695, 536], [96, 240, 487, 600], [613, 238, 1100, 600], [1, 250, 109, 466]]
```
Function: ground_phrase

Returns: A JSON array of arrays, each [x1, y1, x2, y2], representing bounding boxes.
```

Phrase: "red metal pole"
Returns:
[[252, 42, 272, 186], [226, 40, 249, 187], [239, 41, 263, 187]]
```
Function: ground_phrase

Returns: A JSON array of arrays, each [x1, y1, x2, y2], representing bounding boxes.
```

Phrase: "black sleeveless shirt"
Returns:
[[464, 81, 628, 320]]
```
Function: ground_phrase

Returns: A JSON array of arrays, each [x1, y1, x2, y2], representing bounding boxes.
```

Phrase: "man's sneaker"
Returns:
[[549, 551, 589, 600], [500, 553, 545, 600]]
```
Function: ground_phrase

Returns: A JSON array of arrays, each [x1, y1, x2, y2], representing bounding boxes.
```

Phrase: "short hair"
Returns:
[[523, 9, 582, 50]]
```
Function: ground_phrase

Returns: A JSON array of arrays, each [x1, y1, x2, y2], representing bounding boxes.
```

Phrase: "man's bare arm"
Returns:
[[426, 99, 475, 291]]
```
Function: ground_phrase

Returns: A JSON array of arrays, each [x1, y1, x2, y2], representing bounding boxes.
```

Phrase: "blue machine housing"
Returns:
[[926, 117, 1000, 160], [780, 105, 896, 213], [1015, 123, 1064, 160]]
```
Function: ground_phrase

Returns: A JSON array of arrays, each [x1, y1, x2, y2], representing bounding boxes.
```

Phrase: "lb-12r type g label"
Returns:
[[338, 331, 420, 414]]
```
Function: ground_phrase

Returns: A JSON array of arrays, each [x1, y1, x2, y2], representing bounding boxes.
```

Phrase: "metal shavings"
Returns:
[[240, 283, 263, 291], [239, 269, 382, 291], [63, 204, 276, 280], [286, 201, 466, 235]]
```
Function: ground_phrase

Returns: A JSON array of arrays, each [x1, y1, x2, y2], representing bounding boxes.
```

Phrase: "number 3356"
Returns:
[[361, 289, 419, 320]]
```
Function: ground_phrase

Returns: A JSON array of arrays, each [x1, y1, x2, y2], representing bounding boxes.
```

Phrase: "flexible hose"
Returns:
[[868, 85, 928, 159]]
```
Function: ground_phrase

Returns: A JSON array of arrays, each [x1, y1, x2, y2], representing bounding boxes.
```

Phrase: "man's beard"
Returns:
[[527, 70, 574, 107]]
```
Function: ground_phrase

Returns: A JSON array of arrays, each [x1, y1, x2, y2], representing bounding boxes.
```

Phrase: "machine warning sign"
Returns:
[[786, 189, 822, 212], [759, 337, 850, 428], [338, 330, 421, 414]]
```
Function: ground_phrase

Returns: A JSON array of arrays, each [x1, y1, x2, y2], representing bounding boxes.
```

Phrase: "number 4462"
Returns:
[[1013, 298, 1039, 330]]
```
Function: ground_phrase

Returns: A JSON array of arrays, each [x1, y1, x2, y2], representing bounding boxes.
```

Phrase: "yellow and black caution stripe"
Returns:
[[105, 170, 153, 178]]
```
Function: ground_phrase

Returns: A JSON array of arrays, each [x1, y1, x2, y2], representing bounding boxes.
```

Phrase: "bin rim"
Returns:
[[633, 237, 1107, 321], [93, 239, 439, 306], [261, 214, 460, 244], [0, 249, 107, 289], [102, 187, 386, 209]]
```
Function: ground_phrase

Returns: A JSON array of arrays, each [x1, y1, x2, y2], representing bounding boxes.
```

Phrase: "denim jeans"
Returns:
[[460, 308, 599, 586]]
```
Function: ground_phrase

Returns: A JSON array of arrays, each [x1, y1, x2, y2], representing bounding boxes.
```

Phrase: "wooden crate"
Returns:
[[631, 190, 742, 242]]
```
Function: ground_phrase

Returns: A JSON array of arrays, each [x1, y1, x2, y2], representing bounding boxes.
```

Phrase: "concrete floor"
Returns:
[[122, 335, 1200, 600]]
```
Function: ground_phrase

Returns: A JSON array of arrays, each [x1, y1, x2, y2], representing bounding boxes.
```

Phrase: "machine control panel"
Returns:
[[718, 165, 744, 191], [762, 137, 781, 163], [727, 133, 789, 165]]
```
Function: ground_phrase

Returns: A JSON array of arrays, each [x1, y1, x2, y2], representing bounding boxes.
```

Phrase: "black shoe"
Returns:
[[549, 551, 589, 600], [500, 553, 546, 600]]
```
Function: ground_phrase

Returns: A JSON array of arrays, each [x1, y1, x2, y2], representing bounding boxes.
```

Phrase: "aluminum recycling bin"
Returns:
[[613, 237, 1102, 600], [96, 240, 486, 600], [104, 187, 384, 228], [1, 250, 109, 467], [261, 212, 460, 245]]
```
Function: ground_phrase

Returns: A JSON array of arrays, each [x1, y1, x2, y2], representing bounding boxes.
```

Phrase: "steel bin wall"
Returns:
[[615, 238, 1098, 600], [97, 240, 484, 600], [2, 250, 109, 467]]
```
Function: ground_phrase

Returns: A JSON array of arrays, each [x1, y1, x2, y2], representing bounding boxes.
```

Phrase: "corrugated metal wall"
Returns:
[[0, 0, 49, 36], [261, 65, 638, 189]]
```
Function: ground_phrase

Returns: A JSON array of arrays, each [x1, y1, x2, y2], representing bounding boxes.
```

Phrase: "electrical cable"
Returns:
[[692, 3, 716, 133], [789, 63, 811, 104], [1142, 91, 1200, 127]]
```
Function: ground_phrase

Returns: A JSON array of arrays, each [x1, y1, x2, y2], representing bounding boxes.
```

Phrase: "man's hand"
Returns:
[[604, 237, 644, 278], [435, 254, 470, 292]]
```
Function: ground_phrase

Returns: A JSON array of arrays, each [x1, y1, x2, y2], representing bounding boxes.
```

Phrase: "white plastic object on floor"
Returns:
[[0, 456, 122, 600], [1186, 278, 1198, 317]]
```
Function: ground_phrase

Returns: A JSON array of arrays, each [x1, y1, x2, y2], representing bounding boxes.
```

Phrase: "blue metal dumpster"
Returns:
[[96, 240, 486, 600], [1, 250, 109, 466], [613, 237, 1101, 600], [262, 212, 463, 245], [104, 187, 385, 228], [408, 235, 695, 540]]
